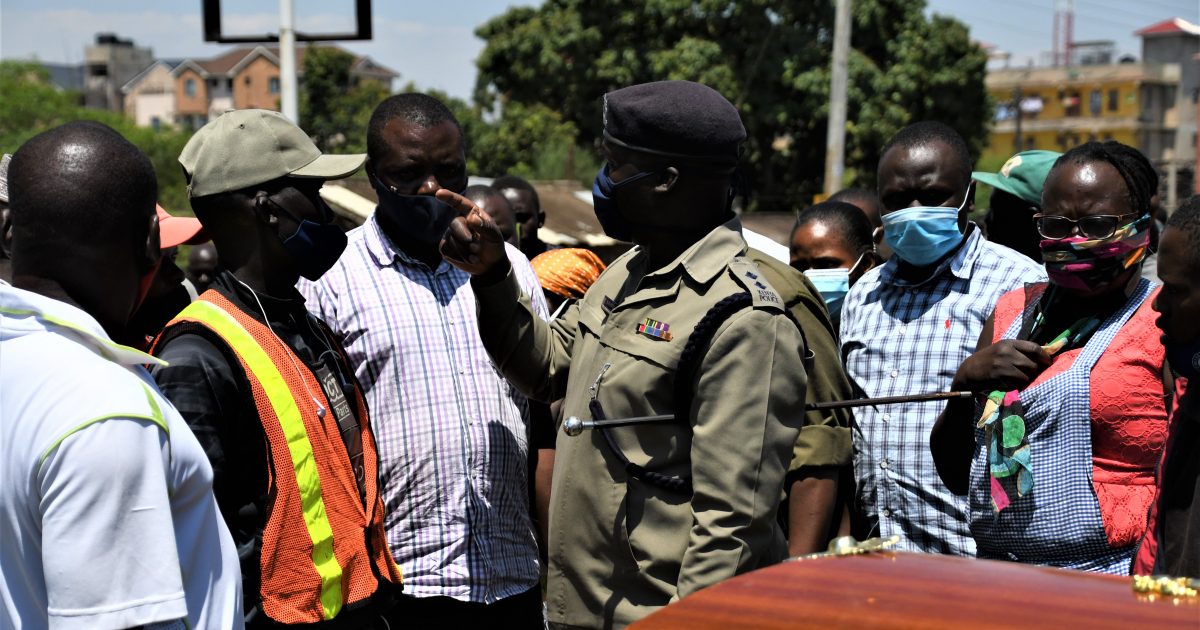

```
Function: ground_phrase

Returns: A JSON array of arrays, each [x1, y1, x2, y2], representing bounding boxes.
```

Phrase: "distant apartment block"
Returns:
[[984, 18, 1199, 207], [122, 60, 183, 129], [84, 33, 153, 113], [171, 45, 398, 129]]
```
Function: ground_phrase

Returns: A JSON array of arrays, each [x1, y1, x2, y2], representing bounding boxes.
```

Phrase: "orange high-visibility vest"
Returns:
[[156, 291, 401, 624]]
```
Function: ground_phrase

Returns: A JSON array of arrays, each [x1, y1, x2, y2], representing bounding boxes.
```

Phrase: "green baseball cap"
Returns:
[[971, 150, 1062, 207], [180, 109, 365, 198]]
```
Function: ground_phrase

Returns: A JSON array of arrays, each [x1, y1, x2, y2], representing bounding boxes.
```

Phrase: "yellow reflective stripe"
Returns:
[[0, 306, 166, 366], [177, 300, 343, 619], [38, 384, 169, 472]]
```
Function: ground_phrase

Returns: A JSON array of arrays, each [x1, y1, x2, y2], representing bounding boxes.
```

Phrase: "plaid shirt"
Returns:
[[300, 216, 547, 603], [839, 227, 1046, 556]]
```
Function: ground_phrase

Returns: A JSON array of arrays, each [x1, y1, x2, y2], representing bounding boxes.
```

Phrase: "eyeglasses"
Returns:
[[1033, 212, 1139, 240]]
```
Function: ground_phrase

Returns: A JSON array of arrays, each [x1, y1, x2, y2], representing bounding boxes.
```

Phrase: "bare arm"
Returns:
[[786, 468, 838, 555]]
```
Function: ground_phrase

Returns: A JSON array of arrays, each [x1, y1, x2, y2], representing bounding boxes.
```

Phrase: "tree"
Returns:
[[474, 0, 990, 210], [0, 61, 194, 213], [299, 46, 393, 153], [403, 83, 599, 183]]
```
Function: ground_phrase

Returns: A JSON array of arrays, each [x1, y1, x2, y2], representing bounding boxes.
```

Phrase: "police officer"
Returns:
[[439, 80, 807, 629]]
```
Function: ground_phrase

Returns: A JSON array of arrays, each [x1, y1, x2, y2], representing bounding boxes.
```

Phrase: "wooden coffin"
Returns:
[[629, 552, 1199, 629]]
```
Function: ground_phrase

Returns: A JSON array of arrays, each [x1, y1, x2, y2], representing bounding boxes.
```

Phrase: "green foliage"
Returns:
[[299, 46, 392, 154], [0, 61, 194, 213], [405, 82, 599, 184], [474, 0, 991, 211]]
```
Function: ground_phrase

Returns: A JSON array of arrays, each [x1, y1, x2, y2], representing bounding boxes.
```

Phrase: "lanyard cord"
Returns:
[[235, 278, 327, 419]]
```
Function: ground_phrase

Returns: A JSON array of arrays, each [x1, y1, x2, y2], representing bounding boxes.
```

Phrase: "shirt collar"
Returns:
[[365, 213, 456, 275], [0, 283, 165, 367], [643, 216, 747, 286], [877, 223, 984, 287]]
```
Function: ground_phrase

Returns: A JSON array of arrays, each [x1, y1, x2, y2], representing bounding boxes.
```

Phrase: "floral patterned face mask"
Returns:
[[1039, 214, 1151, 293]]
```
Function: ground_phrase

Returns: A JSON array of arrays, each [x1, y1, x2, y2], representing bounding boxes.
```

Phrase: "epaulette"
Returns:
[[728, 256, 785, 312]]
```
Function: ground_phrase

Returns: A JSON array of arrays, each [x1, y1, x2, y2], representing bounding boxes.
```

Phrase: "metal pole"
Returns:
[[279, 0, 299, 123], [1013, 85, 1023, 152], [823, 0, 852, 197]]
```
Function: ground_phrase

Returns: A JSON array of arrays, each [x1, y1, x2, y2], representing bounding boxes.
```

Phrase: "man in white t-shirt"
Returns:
[[0, 121, 242, 630]]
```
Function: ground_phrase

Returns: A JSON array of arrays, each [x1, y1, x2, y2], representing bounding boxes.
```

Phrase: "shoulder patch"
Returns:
[[728, 257, 784, 312]]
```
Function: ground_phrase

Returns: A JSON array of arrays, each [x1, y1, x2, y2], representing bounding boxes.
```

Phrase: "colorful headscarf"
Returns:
[[978, 310, 1100, 512], [531, 248, 607, 299], [1039, 213, 1151, 292]]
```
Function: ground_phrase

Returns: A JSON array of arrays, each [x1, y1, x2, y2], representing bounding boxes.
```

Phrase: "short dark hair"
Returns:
[[493, 174, 541, 214], [9, 121, 156, 261], [1050, 141, 1158, 217], [879, 121, 972, 184], [1165, 195, 1200, 275], [367, 93, 462, 161], [794, 200, 875, 256], [829, 188, 877, 207], [463, 183, 501, 205]]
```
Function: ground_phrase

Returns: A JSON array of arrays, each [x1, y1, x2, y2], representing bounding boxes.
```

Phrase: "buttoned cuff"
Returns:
[[790, 425, 852, 470]]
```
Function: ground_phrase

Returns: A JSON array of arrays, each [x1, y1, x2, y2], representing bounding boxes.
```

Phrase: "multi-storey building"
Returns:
[[984, 18, 1199, 207], [171, 45, 397, 129]]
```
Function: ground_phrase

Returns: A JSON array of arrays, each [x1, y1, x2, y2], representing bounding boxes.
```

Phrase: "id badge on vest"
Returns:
[[314, 364, 366, 492]]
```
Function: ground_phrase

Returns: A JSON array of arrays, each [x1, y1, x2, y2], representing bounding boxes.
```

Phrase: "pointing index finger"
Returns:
[[435, 189, 477, 216]]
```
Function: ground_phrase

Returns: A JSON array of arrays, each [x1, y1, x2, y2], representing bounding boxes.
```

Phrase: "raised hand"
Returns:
[[437, 189, 509, 277]]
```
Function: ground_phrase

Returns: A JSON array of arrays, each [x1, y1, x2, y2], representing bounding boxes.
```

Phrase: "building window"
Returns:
[[269, 77, 280, 94], [1108, 89, 1119, 111], [1064, 91, 1082, 117], [150, 116, 161, 131], [1089, 90, 1102, 117], [185, 78, 196, 97]]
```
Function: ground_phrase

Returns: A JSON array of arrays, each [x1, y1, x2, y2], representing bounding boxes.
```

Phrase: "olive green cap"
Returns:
[[971, 150, 1061, 207], [179, 109, 365, 198]]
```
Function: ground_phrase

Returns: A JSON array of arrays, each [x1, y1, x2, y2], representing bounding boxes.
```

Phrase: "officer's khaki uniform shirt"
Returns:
[[474, 218, 806, 629], [747, 252, 853, 473]]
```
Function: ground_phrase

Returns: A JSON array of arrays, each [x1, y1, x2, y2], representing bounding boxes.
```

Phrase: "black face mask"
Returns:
[[271, 199, 348, 281], [370, 176, 462, 247]]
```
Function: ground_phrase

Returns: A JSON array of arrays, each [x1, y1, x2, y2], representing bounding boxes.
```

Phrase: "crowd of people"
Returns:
[[0, 79, 1197, 630]]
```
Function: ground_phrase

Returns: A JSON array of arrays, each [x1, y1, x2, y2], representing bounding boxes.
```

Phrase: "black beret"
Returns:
[[603, 80, 746, 164]]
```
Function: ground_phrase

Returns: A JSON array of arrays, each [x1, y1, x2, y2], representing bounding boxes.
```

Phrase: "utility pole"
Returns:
[[1012, 86, 1023, 152], [823, 0, 852, 197], [279, 0, 299, 123]]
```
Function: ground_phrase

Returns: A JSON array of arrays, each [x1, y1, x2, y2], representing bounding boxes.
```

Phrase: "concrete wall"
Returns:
[[132, 93, 176, 128]]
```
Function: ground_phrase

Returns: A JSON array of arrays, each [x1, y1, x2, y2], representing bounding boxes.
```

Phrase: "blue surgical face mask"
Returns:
[[591, 164, 659, 242], [273, 199, 348, 281], [881, 189, 970, 267], [803, 253, 864, 317], [805, 268, 850, 316]]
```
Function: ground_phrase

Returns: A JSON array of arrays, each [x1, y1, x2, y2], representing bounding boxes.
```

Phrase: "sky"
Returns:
[[2, 0, 1198, 100]]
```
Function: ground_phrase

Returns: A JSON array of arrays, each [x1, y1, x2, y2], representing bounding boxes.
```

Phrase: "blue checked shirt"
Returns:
[[299, 216, 548, 603], [839, 226, 1046, 556]]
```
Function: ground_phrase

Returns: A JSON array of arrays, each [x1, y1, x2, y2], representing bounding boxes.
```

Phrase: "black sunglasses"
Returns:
[[1033, 212, 1139, 240]]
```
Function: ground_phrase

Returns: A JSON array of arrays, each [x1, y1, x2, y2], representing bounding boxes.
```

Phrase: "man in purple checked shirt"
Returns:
[[300, 93, 548, 630]]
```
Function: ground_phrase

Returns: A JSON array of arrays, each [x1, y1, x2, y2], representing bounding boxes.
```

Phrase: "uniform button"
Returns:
[[880, 460, 890, 470], [881, 508, 892, 518], [882, 414, 891, 423], [458, 365, 466, 374], [890, 370, 898, 378]]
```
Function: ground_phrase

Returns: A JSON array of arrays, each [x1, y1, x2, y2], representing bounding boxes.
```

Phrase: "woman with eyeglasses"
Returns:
[[931, 140, 1169, 574]]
